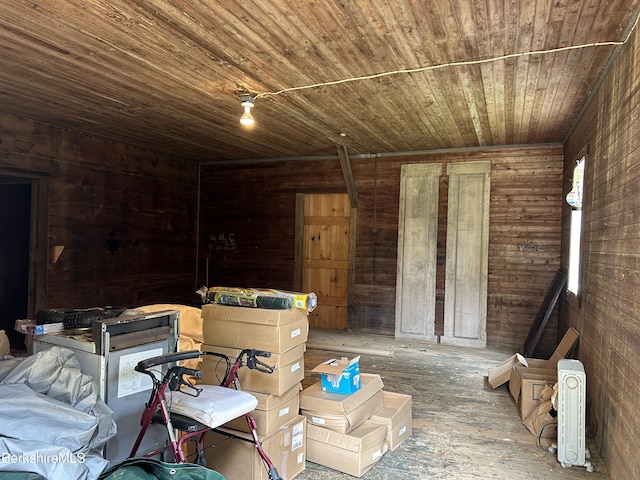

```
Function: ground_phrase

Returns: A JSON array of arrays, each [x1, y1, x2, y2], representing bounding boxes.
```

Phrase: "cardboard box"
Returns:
[[201, 344, 305, 396], [201, 304, 309, 353], [487, 327, 579, 388], [223, 383, 301, 437], [311, 356, 361, 394], [369, 390, 412, 451], [300, 373, 383, 433], [204, 415, 306, 480], [306, 420, 388, 477], [487, 353, 547, 389], [509, 366, 557, 420], [29, 323, 65, 335]]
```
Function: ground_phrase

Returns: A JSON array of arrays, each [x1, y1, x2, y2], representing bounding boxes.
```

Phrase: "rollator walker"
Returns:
[[129, 348, 283, 480]]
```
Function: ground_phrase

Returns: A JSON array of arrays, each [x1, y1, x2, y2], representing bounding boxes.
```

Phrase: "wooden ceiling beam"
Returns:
[[337, 144, 359, 209]]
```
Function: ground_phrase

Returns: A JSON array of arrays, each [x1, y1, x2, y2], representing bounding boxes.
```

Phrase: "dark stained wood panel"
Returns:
[[0, 113, 199, 310], [562, 23, 640, 479], [0, 1, 638, 161], [198, 144, 564, 352]]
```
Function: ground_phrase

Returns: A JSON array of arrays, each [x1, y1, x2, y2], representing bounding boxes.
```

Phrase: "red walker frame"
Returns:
[[129, 349, 283, 480]]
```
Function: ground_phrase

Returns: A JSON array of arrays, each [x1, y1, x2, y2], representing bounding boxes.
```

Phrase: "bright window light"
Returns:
[[567, 157, 585, 294]]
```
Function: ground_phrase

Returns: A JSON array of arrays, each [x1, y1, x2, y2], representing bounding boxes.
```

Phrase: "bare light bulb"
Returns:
[[240, 101, 255, 126]]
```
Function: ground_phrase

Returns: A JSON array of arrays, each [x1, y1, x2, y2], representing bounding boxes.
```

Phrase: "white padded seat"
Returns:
[[169, 385, 257, 429]]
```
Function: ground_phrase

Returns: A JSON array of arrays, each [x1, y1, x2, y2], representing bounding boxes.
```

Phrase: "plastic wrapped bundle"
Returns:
[[206, 287, 317, 312]]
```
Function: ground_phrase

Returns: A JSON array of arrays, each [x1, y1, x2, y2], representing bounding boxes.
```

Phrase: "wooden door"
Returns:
[[443, 161, 491, 346], [395, 163, 442, 341], [302, 193, 350, 329]]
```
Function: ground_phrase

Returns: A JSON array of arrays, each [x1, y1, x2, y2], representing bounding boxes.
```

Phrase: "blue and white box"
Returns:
[[312, 356, 361, 394]]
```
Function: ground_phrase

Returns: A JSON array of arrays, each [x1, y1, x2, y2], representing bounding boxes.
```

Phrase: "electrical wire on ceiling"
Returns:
[[252, 11, 640, 101]]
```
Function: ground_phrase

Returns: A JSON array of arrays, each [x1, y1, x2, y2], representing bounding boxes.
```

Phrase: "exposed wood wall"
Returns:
[[562, 24, 640, 480], [0, 110, 564, 356], [199, 144, 563, 353], [0, 114, 199, 314]]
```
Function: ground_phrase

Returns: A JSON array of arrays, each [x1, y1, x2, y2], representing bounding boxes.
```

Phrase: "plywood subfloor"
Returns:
[[298, 329, 608, 480]]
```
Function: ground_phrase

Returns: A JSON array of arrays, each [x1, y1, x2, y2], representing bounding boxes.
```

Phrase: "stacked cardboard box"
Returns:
[[201, 344, 304, 399], [306, 420, 387, 477], [201, 303, 309, 354], [200, 303, 309, 479], [301, 373, 384, 433], [204, 415, 307, 480], [301, 362, 412, 477]]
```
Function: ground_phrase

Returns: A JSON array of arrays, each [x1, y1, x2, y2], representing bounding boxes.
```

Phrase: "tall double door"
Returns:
[[395, 161, 491, 346]]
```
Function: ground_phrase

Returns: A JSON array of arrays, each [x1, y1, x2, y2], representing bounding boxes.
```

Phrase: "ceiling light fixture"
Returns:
[[238, 94, 255, 126]]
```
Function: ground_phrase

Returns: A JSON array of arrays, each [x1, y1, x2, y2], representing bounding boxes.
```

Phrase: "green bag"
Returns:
[[99, 458, 225, 480]]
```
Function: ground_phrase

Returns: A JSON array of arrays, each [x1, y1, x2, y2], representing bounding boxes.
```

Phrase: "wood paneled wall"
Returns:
[[562, 24, 640, 480], [199, 144, 563, 353], [0, 114, 199, 313]]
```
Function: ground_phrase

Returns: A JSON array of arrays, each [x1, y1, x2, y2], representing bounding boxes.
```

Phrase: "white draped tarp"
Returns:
[[0, 347, 117, 480]]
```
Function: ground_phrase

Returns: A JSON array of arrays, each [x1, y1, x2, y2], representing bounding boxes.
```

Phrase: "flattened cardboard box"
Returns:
[[300, 373, 384, 433], [204, 415, 306, 480], [306, 420, 388, 478], [223, 383, 301, 437], [545, 326, 579, 369], [369, 390, 412, 451], [487, 326, 578, 388], [201, 344, 305, 396], [509, 366, 557, 420], [201, 304, 309, 353]]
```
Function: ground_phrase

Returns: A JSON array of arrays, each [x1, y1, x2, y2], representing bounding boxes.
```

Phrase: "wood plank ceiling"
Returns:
[[1, 0, 639, 162]]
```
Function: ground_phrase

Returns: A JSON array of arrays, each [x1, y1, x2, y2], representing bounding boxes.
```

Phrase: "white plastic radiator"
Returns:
[[556, 359, 592, 472]]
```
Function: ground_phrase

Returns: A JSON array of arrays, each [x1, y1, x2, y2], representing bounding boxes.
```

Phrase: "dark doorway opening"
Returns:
[[0, 178, 31, 351]]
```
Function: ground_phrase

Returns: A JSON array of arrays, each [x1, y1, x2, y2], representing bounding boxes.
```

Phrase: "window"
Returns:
[[566, 157, 585, 294]]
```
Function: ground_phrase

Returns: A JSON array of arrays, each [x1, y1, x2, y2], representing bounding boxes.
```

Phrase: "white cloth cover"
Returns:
[[169, 385, 258, 428], [0, 347, 116, 480]]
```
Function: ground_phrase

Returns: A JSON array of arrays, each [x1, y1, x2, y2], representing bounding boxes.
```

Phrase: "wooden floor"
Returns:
[[297, 329, 609, 480]]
